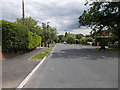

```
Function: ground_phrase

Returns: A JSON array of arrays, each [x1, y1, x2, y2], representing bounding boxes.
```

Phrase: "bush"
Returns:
[[95, 37, 118, 46], [75, 39, 81, 44], [28, 31, 41, 50], [2, 20, 42, 53], [80, 38, 87, 44], [67, 37, 75, 44], [80, 37, 94, 45]]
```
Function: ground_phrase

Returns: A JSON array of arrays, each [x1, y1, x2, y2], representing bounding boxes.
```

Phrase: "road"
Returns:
[[24, 44, 118, 88], [2, 47, 46, 88]]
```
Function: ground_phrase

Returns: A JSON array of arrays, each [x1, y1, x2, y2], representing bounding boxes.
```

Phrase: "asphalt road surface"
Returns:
[[24, 44, 118, 88]]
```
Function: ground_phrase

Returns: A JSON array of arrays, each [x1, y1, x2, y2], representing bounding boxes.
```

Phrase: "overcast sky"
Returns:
[[1, 0, 92, 35]]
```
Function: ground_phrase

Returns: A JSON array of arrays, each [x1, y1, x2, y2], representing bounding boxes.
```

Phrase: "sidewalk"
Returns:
[[0, 52, 1, 61], [2, 47, 47, 88]]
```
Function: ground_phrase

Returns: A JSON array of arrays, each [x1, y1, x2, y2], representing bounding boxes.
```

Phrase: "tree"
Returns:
[[78, 2, 120, 38], [15, 17, 58, 47], [41, 22, 48, 46], [58, 35, 65, 43], [49, 27, 57, 43], [80, 37, 94, 45], [15, 17, 39, 32], [54, 36, 59, 43], [76, 34, 83, 39], [65, 32, 68, 37], [41, 22, 57, 47], [65, 33, 76, 44], [58, 33, 83, 44], [33, 26, 42, 35]]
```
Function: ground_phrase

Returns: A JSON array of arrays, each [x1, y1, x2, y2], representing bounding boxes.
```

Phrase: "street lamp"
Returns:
[[47, 22, 50, 28], [47, 22, 50, 48]]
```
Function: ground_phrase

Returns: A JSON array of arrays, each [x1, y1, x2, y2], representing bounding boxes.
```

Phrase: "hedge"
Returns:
[[80, 37, 95, 45], [28, 31, 41, 50], [2, 20, 42, 53], [95, 36, 118, 46]]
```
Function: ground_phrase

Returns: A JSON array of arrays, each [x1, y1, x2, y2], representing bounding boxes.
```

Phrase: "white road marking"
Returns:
[[17, 45, 57, 89]]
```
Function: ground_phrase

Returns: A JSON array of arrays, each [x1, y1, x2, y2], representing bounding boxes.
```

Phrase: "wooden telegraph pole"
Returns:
[[22, 0, 25, 25]]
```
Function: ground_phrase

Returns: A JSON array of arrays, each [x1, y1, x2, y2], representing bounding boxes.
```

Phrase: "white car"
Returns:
[[63, 42, 67, 44]]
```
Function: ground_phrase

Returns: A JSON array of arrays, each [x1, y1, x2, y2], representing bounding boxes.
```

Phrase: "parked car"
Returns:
[[63, 42, 67, 44]]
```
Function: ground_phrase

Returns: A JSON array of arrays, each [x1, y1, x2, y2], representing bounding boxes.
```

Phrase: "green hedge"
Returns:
[[80, 37, 95, 45], [95, 37, 118, 46], [28, 31, 41, 49], [2, 20, 42, 53]]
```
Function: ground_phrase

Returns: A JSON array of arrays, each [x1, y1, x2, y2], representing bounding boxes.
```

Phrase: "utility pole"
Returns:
[[22, 0, 25, 25]]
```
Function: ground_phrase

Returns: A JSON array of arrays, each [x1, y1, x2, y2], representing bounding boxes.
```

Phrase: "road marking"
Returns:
[[17, 55, 47, 88], [83, 57, 87, 58], [17, 45, 57, 89]]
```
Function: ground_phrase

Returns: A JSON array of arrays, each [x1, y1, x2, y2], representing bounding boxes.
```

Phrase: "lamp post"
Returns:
[[47, 22, 50, 29], [47, 22, 50, 48]]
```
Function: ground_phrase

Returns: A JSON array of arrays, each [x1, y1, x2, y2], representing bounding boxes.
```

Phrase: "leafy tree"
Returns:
[[80, 37, 94, 45], [15, 17, 39, 32], [65, 32, 68, 37], [41, 22, 49, 46], [54, 36, 59, 43], [65, 33, 76, 44], [41, 22, 57, 47], [58, 33, 83, 44], [58, 35, 65, 43], [49, 27, 57, 43], [33, 26, 42, 35], [78, 2, 120, 38], [15, 17, 57, 47], [76, 34, 83, 39]]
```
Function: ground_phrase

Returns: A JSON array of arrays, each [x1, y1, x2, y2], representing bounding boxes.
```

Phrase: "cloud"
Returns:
[[70, 28, 92, 35], [1, 2, 21, 21], [1, 0, 91, 35]]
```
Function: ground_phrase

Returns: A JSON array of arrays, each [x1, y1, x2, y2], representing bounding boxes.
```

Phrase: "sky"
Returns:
[[1, 0, 92, 35]]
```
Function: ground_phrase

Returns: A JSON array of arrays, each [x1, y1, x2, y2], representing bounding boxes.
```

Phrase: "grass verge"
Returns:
[[96, 48, 120, 53], [75, 44, 81, 46], [31, 45, 56, 60], [106, 48, 120, 53]]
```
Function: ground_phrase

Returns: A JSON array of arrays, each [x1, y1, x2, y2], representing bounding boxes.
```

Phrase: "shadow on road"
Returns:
[[51, 48, 118, 60]]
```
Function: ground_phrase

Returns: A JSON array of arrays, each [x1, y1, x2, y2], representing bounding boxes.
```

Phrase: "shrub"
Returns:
[[80, 38, 87, 44], [95, 36, 118, 46], [67, 37, 75, 44], [28, 31, 41, 50], [75, 39, 80, 44], [80, 37, 94, 45], [2, 20, 42, 53]]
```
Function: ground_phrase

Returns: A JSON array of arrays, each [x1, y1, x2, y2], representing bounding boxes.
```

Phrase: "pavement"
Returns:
[[2, 47, 47, 88], [0, 45, 2, 61], [0, 31, 1, 89], [23, 44, 118, 88]]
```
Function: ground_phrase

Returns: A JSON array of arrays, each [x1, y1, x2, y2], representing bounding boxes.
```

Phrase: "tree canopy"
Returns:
[[78, 2, 120, 38], [58, 32, 84, 44], [15, 17, 58, 46], [41, 22, 57, 46], [15, 17, 39, 32]]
